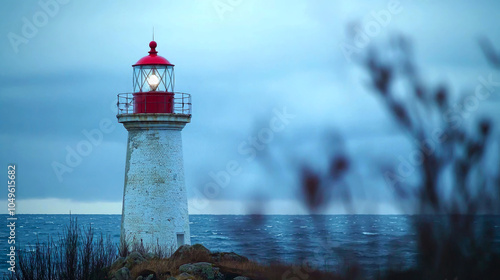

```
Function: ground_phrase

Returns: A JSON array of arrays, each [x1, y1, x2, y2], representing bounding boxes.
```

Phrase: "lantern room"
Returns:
[[132, 40, 175, 113], [117, 40, 191, 115], [133, 41, 175, 93]]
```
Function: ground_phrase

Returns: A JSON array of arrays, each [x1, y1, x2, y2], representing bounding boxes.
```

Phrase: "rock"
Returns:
[[191, 244, 211, 254], [176, 272, 195, 280], [125, 251, 146, 269], [211, 252, 249, 263], [233, 277, 250, 280], [110, 256, 126, 271], [172, 244, 191, 258], [179, 262, 210, 274], [145, 252, 157, 259], [179, 262, 224, 280], [113, 267, 131, 280], [136, 269, 157, 280], [171, 244, 211, 262], [136, 277, 143, 280], [166, 277, 178, 280]]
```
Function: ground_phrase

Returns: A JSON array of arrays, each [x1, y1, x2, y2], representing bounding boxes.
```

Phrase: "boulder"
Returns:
[[125, 251, 146, 269], [179, 262, 224, 280], [171, 244, 211, 262], [110, 257, 126, 271], [191, 244, 212, 254], [112, 267, 131, 280], [145, 252, 157, 259], [136, 268, 157, 280], [172, 244, 191, 258]]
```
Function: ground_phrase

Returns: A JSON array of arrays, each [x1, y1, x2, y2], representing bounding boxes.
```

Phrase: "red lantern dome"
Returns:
[[133, 41, 175, 66]]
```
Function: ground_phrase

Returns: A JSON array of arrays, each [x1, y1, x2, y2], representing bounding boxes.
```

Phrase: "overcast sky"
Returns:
[[1, 0, 499, 214]]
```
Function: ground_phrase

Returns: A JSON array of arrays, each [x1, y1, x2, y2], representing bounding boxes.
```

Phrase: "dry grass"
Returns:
[[218, 260, 344, 280], [7, 217, 116, 280]]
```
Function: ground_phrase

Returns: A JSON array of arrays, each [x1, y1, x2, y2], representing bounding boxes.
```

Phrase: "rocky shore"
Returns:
[[109, 244, 255, 280]]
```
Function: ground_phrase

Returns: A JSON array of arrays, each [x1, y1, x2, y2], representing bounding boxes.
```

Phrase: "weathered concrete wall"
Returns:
[[118, 114, 191, 253]]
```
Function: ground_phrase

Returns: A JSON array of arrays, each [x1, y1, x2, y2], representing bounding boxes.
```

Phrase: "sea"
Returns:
[[1, 215, 499, 277]]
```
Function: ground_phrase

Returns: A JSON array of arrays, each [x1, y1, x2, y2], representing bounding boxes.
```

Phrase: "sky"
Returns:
[[1, 0, 499, 214]]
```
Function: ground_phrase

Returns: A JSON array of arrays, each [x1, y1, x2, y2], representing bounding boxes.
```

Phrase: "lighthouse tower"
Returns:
[[117, 40, 192, 253]]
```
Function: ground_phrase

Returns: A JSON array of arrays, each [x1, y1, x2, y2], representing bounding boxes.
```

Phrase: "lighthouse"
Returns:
[[117, 40, 192, 253]]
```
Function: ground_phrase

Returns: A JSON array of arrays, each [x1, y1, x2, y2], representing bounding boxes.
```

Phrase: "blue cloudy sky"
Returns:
[[1, 0, 499, 214]]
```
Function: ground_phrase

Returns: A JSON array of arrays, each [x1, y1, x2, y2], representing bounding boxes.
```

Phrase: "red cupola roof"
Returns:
[[133, 41, 174, 66]]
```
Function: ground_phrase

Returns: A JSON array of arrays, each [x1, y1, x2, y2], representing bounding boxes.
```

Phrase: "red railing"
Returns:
[[117, 92, 191, 115]]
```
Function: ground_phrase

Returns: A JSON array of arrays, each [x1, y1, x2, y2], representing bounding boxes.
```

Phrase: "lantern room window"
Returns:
[[133, 65, 174, 92]]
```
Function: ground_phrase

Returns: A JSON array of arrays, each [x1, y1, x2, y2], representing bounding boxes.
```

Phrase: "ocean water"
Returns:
[[1, 215, 499, 276]]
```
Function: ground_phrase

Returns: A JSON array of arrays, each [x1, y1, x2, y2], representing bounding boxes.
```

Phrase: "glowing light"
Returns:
[[147, 72, 160, 91]]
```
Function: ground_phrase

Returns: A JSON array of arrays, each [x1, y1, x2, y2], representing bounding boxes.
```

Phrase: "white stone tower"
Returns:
[[117, 40, 192, 252]]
